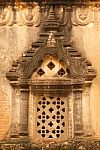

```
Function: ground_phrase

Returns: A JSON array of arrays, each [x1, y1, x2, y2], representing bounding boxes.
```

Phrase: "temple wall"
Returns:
[[72, 22, 100, 137], [0, 25, 40, 140], [0, 5, 100, 140]]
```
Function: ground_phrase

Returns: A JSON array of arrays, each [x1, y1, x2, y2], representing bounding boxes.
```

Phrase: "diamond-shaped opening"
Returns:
[[57, 68, 65, 77], [47, 61, 55, 70], [37, 68, 45, 76]]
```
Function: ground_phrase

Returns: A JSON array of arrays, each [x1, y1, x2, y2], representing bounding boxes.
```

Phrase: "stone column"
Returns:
[[10, 87, 20, 138], [73, 88, 83, 137], [19, 89, 29, 136], [68, 92, 74, 139], [82, 83, 92, 136]]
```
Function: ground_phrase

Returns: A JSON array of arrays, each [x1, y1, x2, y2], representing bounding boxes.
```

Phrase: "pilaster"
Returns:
[[73, 87, 84, 138], [19, 88, 29, 137], [82, 83, 92, 137]]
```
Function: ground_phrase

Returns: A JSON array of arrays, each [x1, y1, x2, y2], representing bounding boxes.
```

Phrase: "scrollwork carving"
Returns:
[[0, 6, 13, 26], [18, 5, 41, 26], [72, 6, 93, 26], [0, 4, 41, 26]]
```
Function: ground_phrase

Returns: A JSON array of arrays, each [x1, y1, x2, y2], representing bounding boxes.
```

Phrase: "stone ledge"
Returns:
[[0, 140, 100, 150]]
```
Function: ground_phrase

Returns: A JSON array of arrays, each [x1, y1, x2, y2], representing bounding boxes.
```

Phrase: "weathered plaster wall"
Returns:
[[72, 23, 100, 137], [0, 25, 40, 140]]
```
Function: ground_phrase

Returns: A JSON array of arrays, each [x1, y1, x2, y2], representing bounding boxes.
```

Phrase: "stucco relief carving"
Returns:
[[72, 6, 93, 26], [0, 4, 99, 26], [0, 6, 13, 26], [72, 6, 100, 26], [17, 5, 40, 26], [0, 4, 40, 26]]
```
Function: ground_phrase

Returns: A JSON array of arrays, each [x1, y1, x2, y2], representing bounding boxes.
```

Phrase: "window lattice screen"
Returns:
[[36, 96, 67, 139]]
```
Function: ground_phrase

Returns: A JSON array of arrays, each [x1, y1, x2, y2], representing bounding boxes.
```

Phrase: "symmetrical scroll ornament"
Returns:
[[72, 6, 93, 26], [17, 5, 41, 26], [0, 5, 41, 26], [0, 6, 13, 26]]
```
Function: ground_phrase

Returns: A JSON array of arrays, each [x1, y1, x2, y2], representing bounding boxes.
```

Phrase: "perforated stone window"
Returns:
[[37, 68, 45, 76], [57, 68, 65, 77], [47, 61, 55, 70], [36, 96, 68, 140]]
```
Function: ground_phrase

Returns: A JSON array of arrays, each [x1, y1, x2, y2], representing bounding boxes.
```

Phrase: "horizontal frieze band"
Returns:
[[0, 4, 99, 26]]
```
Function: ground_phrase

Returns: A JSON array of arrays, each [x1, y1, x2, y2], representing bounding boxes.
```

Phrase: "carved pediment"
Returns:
[[6, 5, 96, 87]]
